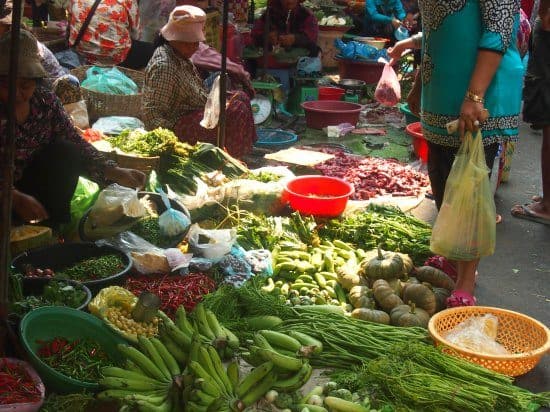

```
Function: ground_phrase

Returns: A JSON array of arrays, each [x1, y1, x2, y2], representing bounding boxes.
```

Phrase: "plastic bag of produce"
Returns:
[[443, 314, 509, 355], [157, 188, 190, 239], [88, 184, 146, 227], [81, 66, 138, 95], [60, 177, 99, 238], [64, 100, 89, 129], [187, 224, 236, 261], [0, 358, 45, 412], [430, 131, 496, 260], [200, 73, 220, 129], [96, 231, 170, 274], [374, 64, 401, 106]]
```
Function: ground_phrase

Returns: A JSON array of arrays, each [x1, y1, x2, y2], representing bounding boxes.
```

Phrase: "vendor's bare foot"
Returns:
[[511, 201, 550, 225]]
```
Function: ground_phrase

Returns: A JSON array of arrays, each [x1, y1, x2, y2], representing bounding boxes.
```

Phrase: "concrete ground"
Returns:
[[411, 121, 550, 395]]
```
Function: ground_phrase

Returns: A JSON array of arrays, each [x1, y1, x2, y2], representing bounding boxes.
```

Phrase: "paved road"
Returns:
[[412, 122, 549, 395]]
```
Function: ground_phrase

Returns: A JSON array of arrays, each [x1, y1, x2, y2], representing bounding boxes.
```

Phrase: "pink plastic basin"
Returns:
[[283, 175, 354, 218], [301, 100, 362, 129], [406, 122, 428, 163]]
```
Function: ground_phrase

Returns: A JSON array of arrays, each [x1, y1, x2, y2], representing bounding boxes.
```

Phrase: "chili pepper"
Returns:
[[0, 359, 41, 405], [125, 272, 217, 318]]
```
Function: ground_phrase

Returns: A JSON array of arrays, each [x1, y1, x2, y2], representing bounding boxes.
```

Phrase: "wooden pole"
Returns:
[[217, 0, 229, 149], [0, 0, 22, 356]]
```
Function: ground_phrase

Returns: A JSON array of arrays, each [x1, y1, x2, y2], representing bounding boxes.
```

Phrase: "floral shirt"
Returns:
[[0, 87, 116, 188], [142, 44, 208, 131], [38, 42, 67, 82], [68, 0, 140, 65]]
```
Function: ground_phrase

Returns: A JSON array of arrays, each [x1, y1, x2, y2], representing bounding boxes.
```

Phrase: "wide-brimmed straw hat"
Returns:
[[161, 5, 206, 43], [0, 30, 47, 78]]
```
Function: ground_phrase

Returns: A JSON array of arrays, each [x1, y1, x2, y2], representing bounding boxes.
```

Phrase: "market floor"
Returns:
[[411, 121, 550, 394]]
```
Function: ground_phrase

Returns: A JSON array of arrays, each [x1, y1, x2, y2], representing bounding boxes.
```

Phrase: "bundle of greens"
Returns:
[[319, 204, 433, 265], [40, 393, 95, 412], [331, 342, 550, 412], [107, 128, 193, 157]]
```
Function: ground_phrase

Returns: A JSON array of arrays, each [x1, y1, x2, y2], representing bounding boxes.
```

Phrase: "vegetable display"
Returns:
[[0, 358, 42, 405], [125, 273, 217, 318], [37, 337, 115, 382], [107, 128, 192, 157]]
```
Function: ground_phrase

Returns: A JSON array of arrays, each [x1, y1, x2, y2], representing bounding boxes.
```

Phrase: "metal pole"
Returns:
[[217, 0, 229, 149], [262, 2, 270, 75], [0, 0, 22, 356]]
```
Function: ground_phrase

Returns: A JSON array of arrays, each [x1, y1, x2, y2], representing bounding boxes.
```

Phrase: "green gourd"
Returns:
[[360, 245, 404, 281], [415, 266, 456, 291], [348, 285, 374, 309], [397, 252, 414, 277], [402, 283, 437, 316], [431, 286, 451, 313], [351, 307, 390, 325], [390, 303, 430, 328], [372, 279, 404, 313]]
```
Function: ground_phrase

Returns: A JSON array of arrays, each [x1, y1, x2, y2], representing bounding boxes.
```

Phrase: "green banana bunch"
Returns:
[[98, 339, 183, 412]]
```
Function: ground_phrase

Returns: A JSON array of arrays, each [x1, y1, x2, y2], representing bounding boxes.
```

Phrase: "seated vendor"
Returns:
[[142, 5, 256, 159], [364, 0, 408, 39], [251, 0, 320, 59], [0, 30, 146, 227]]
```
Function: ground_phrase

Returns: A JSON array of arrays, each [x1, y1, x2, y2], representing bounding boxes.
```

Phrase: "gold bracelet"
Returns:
[[465, 90, 484, 104]]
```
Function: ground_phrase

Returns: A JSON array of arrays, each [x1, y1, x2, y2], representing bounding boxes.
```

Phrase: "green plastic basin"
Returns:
[[19, 306, 126, 394]]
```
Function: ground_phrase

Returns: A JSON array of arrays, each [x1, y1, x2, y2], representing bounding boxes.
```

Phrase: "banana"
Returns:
[[189, 334, 202, 364], [197, 346, 227, 393], [206, 310, 227, 347], [240, 351, 263, 367], [239, 370, 278, 407], [226, 361, 239, 389], [220, 325, 240, 349], [117, 344, 168, 383], [194, 378, 222, 397], [164, 319, 192, 349], [151, 337, 181, 377], [99, 377, 169, 392], [134, 397, 172, 412], [159, 333, 188, 365], [186, 401, 208, 412], [97, 389, 163, 400], [127, 360, 144, 374], [194, 303, 216, 340], [101, 367, 163, 385], [253, 333, 275, 351], [138, 336, 172, 382], [190, 389, 216, 406], [123, 393, 168, 406], [255, 347, 304, 372], [188, 360, 225, 396], [259, 330, 301, 352], [272, 362, 312, 392], [175, 306, 194, 336], [206, 345, 233, 394], [235, 361, 274, 398]]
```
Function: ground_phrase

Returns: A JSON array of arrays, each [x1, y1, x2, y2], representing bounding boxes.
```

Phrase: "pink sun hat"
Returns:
[[161, 5, 207, 43]]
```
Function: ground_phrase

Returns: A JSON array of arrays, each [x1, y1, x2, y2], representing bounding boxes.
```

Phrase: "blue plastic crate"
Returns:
[[255, 128, 298, 148]]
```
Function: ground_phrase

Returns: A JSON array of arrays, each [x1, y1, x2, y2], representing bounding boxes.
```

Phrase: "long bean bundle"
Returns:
[[332, 343, 550, 412], [275, 312, 430, 368]]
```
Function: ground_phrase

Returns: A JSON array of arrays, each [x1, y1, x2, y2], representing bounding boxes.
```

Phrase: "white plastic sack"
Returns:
[[88, 184, 146, 227], [200, 74, 221, 129], [64, 100, 89, 129], [187, 224, 236, 260]]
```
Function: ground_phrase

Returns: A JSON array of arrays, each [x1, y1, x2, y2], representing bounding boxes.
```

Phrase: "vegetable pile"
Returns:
[[107, 128, 192, 157], [47, 254, 126, 281], [0, 358, 42, 405], [125, 273, 217, 318], [9, 274, 88, 317], [37, 337, 115, 382], [314, 151, 430, 199]]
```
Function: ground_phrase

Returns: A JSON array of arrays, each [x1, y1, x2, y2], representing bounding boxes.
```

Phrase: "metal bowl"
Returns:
[[337, 78, 366, 94]]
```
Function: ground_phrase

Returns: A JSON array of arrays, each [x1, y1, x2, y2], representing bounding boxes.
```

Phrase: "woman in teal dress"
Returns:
[[389, 0, 523, 307]]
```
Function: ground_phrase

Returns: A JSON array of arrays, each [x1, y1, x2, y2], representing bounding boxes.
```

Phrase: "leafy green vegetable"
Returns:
[[55, 254, 126, 281], [107, 128, 193, 157], [40, 392, 95, 412]]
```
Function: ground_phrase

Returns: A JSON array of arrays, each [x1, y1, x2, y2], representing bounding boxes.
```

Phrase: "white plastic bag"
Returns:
[[64, 100, 89, 129], [443, 314, 509, 355], [187, 224, 236, 260], [88, 184, 146, 227], [200, 74, 221, 129]]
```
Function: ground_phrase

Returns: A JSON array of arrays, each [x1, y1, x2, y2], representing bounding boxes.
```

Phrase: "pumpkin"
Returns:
[[372, 279, 404, 313], [432, 286, 450, 312], [390, 303, 430, 328], [402, 283, 437, 316], [337, 258, 364, 290], [415, 266, 456, 291], [397, 253, 414, 277], [351, 307, 390, 324], [387, 278, 402, 296], [349, 286, 374, 309], [360, 245, 404, 281]]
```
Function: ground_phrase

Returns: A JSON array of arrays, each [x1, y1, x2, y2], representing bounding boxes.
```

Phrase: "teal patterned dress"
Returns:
[[418, 0, 523, 148]]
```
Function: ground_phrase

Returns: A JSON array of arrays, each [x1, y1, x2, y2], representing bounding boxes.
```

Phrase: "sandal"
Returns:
[[446, 290, 477, 308], [511, 204, 550, 226]]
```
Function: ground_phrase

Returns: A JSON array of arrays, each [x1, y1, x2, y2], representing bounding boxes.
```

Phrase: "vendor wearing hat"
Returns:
[[142, 5, 256, 159], [0, 30, 146, 227]]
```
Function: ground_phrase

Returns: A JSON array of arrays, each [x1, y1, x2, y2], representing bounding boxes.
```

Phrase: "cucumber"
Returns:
[[246, 316, 283, 330], [324, 396, 370, 412]]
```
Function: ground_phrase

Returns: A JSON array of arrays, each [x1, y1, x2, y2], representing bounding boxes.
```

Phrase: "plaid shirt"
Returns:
[[143, 45, 208, 131]]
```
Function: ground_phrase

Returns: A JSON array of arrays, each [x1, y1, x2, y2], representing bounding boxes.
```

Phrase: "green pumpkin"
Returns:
[[349, 286, 374, 309], [415, 266, 456, 291], [397, 253, 414, 277], [402, 283, 437, 316], [432, 286, 451, 312], [372, 279, 404, 313], [390, 303, 430, 328], [351, 307, 390, 324], [360, 245, 404, 281]]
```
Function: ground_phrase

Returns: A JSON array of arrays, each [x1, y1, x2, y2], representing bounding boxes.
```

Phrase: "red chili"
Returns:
[[125, 273, 217, 318], [0, 359, 41, 405]]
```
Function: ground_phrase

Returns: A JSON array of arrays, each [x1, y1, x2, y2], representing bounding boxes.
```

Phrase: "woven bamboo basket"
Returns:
[[428, 306, 550, 376], [70, 66, 144, 121], [100, 150, 159, 176]]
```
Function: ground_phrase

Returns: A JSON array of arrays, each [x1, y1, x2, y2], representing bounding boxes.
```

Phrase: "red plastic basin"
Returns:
[[283, 175, 354, 218], [301, 100, 362, 129], [318, 86, 345, 101], [335, 57, 385, 84], [406, 122, 428, 163]]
